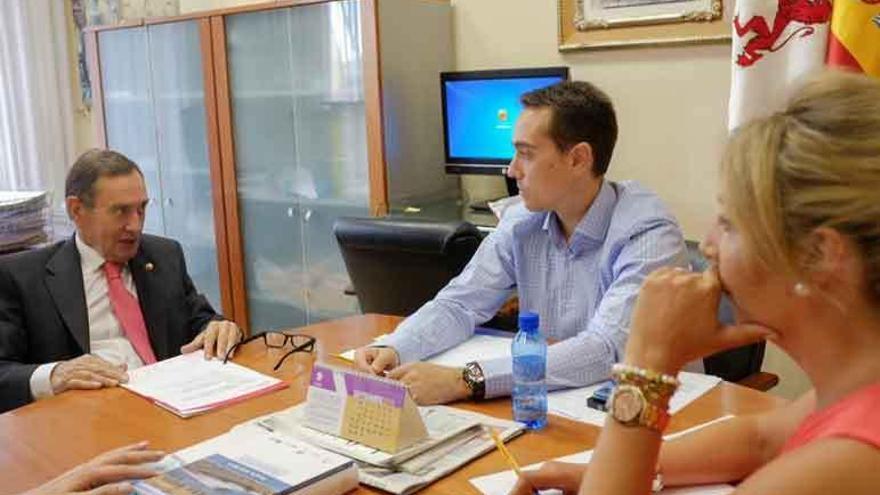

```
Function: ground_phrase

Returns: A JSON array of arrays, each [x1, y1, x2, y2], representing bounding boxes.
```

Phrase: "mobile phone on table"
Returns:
[[587, 380, 615, 412]]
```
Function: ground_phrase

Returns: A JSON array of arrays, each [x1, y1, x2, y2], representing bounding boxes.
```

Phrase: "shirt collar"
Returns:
[[541, 180, 617, 251], [575, 180, 616, 243], [75, 233, 107, 275]]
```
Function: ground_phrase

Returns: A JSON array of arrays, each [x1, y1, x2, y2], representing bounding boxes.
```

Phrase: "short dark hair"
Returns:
[[520, 81, 618, 175], [65, 149, 143, 207]]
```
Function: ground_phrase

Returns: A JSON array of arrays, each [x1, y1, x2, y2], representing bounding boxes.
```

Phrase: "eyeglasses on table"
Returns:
[[223, 331, 316, 371]]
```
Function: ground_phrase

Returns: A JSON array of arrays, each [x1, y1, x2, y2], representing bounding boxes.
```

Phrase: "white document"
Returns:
[[470, 415, 736, 495], [122, 350, 286, 417], [335, 334, 388, 362], [425, 333, 512, 367], [547, 371, 722, 427], [338, 332, 510, 366]]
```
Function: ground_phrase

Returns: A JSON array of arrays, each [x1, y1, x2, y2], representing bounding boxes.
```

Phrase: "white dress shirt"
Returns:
[[29, 235, 145, 400]]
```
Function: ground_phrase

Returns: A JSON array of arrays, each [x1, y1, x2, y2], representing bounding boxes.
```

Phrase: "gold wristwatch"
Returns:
[[608, 364, 679, 432], [608, 384, 671, 432]]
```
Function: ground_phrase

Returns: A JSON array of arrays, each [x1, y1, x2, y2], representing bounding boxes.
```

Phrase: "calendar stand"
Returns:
[[304, 364, 428, 453]]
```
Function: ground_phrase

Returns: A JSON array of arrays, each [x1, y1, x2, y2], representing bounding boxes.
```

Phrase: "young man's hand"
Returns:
[[387, 362, 470, 405]]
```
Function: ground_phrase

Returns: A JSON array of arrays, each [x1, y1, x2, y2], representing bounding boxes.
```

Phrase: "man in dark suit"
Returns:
[[0, 149, 242, 412]]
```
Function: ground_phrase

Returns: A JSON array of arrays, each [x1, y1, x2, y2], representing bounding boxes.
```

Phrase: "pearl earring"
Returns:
[[793, 282, 811, 297]]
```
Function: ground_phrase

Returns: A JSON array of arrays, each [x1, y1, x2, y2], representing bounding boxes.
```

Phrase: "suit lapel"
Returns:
[[130, 246, 169, 359], [45, 238, 89, 353]]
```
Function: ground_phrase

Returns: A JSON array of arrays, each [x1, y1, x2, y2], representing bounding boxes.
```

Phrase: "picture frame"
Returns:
[[558, 0, 732, 51]]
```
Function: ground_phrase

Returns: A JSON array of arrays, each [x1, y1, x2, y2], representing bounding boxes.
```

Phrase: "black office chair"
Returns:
[[687, 240, 779, 391], [333, 217, 483, 316]]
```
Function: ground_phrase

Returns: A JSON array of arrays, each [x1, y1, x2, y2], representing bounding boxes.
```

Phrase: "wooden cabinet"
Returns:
[[87, 0, 456, 333]]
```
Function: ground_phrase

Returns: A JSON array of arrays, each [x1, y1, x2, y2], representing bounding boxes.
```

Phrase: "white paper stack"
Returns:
[[250, 404, 525, 495], [0, 191, 49, 252], [122, 351, 288, 417]]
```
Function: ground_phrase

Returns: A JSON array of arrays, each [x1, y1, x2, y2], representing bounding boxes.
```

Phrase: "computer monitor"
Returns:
[[441, 67, 569, 176]]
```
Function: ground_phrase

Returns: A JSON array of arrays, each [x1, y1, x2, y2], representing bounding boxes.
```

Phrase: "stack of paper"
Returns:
[[122, 351, 287, 417], [249, 404, 525, 495], [0, 191, 49, 252]]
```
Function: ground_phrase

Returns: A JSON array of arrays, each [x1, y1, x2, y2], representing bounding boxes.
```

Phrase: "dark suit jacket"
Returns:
[[0, 234, 223, 412]]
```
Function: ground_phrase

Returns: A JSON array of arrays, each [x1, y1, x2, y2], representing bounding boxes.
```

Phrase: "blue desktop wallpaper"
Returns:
[[445, 76, 562, 161]]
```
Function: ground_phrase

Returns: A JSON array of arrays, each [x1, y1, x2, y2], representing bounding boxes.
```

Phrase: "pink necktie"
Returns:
[[103, 262, 157, 364]]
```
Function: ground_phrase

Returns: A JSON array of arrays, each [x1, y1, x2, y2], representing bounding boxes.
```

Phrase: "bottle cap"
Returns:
[[518, 312, 539, 333]]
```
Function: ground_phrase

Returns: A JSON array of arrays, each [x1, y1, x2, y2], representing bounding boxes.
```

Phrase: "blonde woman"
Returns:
[[512, 71, 880, 494]]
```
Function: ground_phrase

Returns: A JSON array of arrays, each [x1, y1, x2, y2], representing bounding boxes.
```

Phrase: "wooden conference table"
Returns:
[[0, 314, 785, 494]]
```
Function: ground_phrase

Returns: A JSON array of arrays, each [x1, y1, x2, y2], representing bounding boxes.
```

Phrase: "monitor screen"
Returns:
[[441, 67, 569, 174]]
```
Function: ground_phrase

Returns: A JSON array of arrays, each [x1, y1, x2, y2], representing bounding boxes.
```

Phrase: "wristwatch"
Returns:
[[608, 383, 671, 432], [462, 361, 486, 400]]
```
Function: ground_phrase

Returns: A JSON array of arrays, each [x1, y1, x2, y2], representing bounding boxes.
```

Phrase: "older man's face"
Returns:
[[69, 172, 148, 263]]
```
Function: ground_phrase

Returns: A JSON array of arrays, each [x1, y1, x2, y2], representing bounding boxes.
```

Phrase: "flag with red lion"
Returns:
[[729, 0, 832, 129], [730, 0, 880, 130]]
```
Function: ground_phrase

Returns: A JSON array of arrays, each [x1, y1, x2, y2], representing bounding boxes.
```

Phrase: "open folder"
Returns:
[[122, 350, 287, 418]]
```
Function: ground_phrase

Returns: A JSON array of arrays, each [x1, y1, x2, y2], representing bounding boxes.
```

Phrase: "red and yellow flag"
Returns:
[[827, 0, 880, 77]]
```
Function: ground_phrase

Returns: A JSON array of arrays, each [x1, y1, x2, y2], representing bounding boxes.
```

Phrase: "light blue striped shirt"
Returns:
[[380, 180, 687, 398]]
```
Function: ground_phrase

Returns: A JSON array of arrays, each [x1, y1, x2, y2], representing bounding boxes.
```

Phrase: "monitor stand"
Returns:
[[469, 176, 519, 213]]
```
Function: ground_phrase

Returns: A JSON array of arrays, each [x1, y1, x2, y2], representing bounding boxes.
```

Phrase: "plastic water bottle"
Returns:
[[512, 311, 547, 430]]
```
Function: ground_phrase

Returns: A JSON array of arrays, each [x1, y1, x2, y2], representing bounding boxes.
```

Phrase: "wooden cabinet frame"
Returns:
[[86, 0, 391, 332]]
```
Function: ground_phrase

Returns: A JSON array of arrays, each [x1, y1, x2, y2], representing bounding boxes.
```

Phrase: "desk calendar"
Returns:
[[304, 364, 428, 453]]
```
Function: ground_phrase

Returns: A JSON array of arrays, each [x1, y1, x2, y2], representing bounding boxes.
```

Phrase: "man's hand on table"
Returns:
[[354, 346, 400, 375], [387, 362, 470, 405], [50, 354, 129, 395], [354, 346, 471, 405], [181, 320, 243, 360]]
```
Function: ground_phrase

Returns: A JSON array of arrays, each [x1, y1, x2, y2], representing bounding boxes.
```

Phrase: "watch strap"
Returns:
[[462, 361, 486, 400]]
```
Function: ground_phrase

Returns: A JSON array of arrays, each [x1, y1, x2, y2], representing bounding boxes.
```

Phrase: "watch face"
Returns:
[[611, 386, 643, 423]]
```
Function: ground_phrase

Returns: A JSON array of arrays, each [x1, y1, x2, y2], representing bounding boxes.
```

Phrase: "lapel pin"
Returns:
[[145, 262, 155, 272]]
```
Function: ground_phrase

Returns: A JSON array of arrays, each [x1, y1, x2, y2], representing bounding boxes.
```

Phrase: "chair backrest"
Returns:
[[333, 217, 483, 316], [686, 240, 767, 382]]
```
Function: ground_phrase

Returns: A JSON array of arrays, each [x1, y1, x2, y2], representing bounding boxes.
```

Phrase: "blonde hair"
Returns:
[[722, 71, 880, 302]]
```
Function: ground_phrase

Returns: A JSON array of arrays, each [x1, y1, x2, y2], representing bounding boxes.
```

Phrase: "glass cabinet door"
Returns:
[[99, 27, 164, 236], [99, 22, 222, 311], [288, 1, 368, 322], [226, 9, 307, 331], [147, 21, 221, 311], [226, 1, 368, 330]]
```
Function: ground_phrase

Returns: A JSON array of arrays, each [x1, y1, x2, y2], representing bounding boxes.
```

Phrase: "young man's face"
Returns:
[[67, 172, 149, 263], [506, 107, 583, 212]]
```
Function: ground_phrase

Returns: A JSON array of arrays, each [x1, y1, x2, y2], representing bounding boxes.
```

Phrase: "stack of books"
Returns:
[[0, 191, 49, 253]]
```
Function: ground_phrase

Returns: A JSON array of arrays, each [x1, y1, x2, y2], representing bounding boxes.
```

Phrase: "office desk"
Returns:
[[0, 314, 786, 494]]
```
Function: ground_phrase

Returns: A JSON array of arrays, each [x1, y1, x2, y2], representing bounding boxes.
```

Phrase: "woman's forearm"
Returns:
[[661, 391, 815, 487], [660, 415, 767, 486], [579, 417, 662, 495]]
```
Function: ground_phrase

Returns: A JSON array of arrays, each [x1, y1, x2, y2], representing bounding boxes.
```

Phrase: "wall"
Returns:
[[66, 0, 812, 400]]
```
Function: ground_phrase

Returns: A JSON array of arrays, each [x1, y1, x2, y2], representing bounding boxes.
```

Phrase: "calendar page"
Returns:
[[304, 364, 428, 453]]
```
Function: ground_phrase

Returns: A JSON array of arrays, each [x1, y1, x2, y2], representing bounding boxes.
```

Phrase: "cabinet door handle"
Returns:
[[303, 209, 312, 222], [165, 198, 174, 207]]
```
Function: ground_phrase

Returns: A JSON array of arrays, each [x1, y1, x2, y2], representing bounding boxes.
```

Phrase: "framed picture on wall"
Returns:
[[558, 0, 732, 50]]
